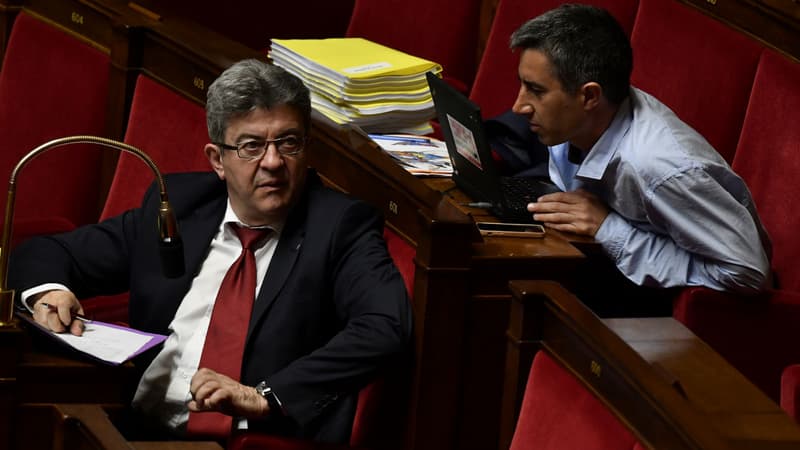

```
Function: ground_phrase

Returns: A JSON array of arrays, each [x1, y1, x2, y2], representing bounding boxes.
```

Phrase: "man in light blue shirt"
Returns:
[[512, 5, 771, 294]]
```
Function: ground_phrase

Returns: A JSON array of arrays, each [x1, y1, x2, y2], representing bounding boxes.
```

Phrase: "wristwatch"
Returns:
[[255, 381, 285, 415]]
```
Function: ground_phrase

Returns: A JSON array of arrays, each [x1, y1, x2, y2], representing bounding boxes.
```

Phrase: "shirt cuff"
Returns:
[[20, 283, 71, 312], [593, 211, 634, 261]]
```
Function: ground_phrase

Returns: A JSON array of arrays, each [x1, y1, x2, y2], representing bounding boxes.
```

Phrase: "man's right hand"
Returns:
[[31, 291, 85, 336]]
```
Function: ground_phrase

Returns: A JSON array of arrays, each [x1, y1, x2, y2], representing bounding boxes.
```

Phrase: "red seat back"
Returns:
[[511, 352, 640, 450], [83, 74, 210, 323], [101, 74, 211, 220], [470, 0, 639, 119], [674, 52, 800, 401], [630, 0, 762, 162], [0, 11, 110, 243], [730, 50, 800, 291], [346, 0, 482, 93]]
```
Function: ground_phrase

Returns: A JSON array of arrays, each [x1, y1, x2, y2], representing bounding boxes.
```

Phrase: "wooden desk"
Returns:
[[2, 319, 131, 450], [608, 318, 800, 449], [2, 319, 223, 450], [502, 280, 800, 450]]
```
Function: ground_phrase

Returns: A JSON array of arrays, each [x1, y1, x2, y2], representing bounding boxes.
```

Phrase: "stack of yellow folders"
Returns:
[[269, 38, 443, 135]]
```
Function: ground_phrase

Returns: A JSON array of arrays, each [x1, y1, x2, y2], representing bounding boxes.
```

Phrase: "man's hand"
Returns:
[[31, 291, 85, 336], [527, 189, 610, 237], [188, 368, 270, 419]]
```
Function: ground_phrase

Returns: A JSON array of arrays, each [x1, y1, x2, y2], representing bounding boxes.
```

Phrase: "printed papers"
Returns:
[[369, 134, 452, 177], [270, 38, 442, 134], [18, 312, 167, 365], [52, 321, 166, 365]]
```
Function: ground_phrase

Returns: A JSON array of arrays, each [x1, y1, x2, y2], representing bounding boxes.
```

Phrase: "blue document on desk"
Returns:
[[17, 312, 166, 365]]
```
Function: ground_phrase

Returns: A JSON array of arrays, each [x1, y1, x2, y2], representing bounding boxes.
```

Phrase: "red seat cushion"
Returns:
[[0, 12, 110, 244], [630, 0, 762, 162], [511, 352, 639, 450], [470, 0, 639, 119]]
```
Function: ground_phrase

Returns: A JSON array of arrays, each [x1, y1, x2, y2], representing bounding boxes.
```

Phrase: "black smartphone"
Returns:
[[475, 222, 546, 238]]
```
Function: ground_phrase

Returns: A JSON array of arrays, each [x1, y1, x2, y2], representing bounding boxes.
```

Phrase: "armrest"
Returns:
[[51, 404, 222, 450], [52, 403, 139, 450]]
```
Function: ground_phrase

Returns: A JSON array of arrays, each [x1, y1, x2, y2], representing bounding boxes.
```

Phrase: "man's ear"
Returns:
[[580, 82, 603, 111], [204, 143, 226, 180]]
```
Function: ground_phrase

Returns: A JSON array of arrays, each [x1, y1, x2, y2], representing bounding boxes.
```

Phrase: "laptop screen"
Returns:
[[426, 72, 507, 208]]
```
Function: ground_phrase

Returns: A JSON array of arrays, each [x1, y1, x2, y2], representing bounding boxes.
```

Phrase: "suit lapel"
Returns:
[[183, 196, 227, 280], [246, 213, 305, 340]]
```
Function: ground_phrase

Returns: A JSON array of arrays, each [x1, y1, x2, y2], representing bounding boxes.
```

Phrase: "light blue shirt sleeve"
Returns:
[[594, 167, 770, 293]]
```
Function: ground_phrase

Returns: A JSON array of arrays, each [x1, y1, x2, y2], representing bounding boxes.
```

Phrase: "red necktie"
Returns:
[[186, 225, 270, 439]]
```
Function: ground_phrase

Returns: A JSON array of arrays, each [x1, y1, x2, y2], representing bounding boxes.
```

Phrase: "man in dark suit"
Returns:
[[9, 59, 412, 443]]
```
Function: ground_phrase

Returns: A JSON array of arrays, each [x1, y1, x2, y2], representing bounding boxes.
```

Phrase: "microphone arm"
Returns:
[[0, 135, 185, 327]]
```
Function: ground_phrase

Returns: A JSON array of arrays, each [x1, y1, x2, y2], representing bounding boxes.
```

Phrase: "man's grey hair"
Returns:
[[206, 59, 311, 143]]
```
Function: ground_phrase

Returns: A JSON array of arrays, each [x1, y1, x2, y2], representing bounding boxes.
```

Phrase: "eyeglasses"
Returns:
[[214, 135, 305, 160]]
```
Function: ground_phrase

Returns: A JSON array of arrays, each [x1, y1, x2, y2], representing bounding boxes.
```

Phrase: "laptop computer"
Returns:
[[426, 72, 561, 223]]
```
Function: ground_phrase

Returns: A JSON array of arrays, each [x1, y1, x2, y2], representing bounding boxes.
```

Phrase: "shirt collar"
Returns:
[[221, 200, 284, 235], [574, 92, 634, 181]]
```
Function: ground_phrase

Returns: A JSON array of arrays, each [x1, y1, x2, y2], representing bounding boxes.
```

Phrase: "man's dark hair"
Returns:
[[510, 4, 632, 104]]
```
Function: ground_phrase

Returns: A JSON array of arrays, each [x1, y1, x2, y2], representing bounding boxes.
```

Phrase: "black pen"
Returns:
[[39, 302, 92, 323]]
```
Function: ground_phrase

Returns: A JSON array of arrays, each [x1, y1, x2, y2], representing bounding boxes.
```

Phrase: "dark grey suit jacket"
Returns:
[[10, 170, 412, 442]]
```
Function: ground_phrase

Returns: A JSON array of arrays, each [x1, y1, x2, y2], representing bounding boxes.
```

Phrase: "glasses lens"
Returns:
[[277, 136, 303, 155], [234, 136, 304, 159], [237, 140, 266, 159]]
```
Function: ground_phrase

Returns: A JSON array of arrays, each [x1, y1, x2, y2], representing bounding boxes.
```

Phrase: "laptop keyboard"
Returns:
[[500, 177, 561, 204], [499, 177, 562, 218]]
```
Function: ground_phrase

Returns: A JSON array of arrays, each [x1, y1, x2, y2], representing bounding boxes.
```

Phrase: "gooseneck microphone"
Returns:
[[0, 135, 185, 327]]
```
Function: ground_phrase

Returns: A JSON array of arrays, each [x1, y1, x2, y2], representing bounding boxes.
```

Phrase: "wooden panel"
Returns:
[[135, 17, 263, 105], [0, 0, 22, 71], [679, 0, 800, 62]]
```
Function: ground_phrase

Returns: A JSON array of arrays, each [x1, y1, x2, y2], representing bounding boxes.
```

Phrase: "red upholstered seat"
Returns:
[[382, 228, 415, 298], [82, 74, 210, 324], [630, 0, 762, 162], [781, 364, 800, 424], [101, 74, 211, 220], [0, 11, 110, 246], [345, 0, 482, 94], [470, 0, 639, 120], [510, 352, 640, 450], [673, 50, 800, 401]]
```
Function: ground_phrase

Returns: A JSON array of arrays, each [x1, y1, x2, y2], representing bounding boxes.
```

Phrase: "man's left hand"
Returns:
[[188, 368, 269, 418], [527, 189, 610, 236]]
